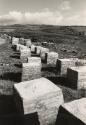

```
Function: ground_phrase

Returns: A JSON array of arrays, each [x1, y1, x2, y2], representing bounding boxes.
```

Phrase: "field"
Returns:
[[1, 24, 86, 59], [0, 24, 86, 125]]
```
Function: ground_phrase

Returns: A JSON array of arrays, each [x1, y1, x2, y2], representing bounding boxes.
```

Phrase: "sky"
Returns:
[[0, 0, 86, 25]]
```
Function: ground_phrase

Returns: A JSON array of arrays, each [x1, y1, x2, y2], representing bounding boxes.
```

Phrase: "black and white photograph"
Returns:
[[0, 0, 86, 125]]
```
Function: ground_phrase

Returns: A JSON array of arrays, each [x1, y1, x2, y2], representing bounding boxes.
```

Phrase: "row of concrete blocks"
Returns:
[[11, 37, 59, 65], [12, 37, 86, 90], [12, 37, 86, 89], [12, 38, 86, 70], [13, 37, 32, 47], [18, 43, 59, 66], [21, 52, 59, 82], [22, 57, 86, 90], [11, 38, 43, 82], [11, 38, 59, 83], [11, 36, 86, 125], [21, 53, 86, 124], [12, 38, 63, 125], [14, 77, 86, 125], [11, 37, 63, 125]]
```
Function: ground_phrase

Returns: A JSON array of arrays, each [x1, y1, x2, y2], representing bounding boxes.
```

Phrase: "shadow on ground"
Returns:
[[10, 55, 20, 59], [0, 95, 24, 125], [14, 63, 22, 68], [0, 72, 22, 82], [41, 64, 58, 74], [47, 76, 77, 90]]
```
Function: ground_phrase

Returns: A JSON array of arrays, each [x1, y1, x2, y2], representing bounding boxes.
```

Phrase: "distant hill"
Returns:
[[1, 24, 86, 58], [0, 25, 85, 44], [0, 24, 86, 40]]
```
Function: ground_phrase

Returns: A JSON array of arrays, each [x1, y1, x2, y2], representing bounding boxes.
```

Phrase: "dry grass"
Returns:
[[0, 39, 22, 95]]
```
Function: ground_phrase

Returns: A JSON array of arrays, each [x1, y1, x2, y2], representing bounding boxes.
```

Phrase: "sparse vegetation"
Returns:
[[1, 24, 86, 59]]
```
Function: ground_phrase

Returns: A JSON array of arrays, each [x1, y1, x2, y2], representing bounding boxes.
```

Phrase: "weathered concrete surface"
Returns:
[[14, 77, 64, 125], [55, 98, 86, 125]]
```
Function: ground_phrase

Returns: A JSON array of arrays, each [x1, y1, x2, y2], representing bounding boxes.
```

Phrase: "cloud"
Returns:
[[0, 10, 63, 25], [0, 11, 23, 25], [62, 10, 86, 25], [24, 10, 63, 25], [0, 1, 86, 26], [59, 1, 71, 11]]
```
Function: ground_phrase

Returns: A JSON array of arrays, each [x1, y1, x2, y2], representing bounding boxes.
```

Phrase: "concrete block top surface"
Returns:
[[22, 62, 41, 67], [48, 52, 59, 58], [13, 37, 19, 41], [14, 77, 61, 100], [78, 59, 86, 62], [59, 58, 71, 61], [31, 44, 36, 47], [41, 47, 49, 52], [36, 46, 42, 49], [25, 39, 31, 41], [18, 44, 22, 46], [19, 44, 26, 48], [59, 58, 78, 62], [76, 59, 86, 65], [28, 57, 41, 61], [62, 98, 86, 124], [26, 39, 32, 45], [68, 66, 86, 72], [20, 48, 30, 52], [19, 45, 28, 50], [48, 52, 58, 55]]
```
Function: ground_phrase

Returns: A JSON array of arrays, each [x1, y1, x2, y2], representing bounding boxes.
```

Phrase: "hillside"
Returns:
[[0, 24, 86, 59]]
